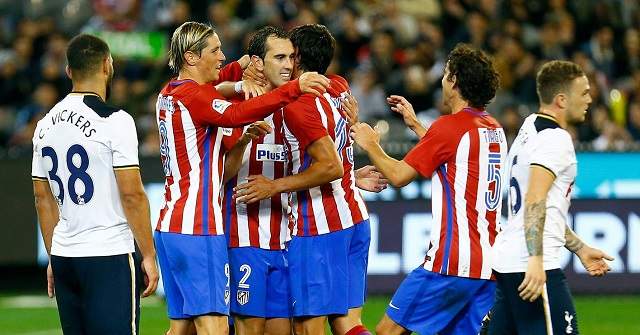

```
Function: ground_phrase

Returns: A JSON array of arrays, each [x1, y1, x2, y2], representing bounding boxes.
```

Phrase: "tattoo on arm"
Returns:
[[565, 225, 585, 253], [524, 200, 546, 256]]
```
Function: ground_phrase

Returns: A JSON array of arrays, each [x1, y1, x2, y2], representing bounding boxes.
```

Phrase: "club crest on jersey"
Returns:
[[256, 144, 287, 162], [212, 99, 232, 114], [564, 311, 574, 333], [237, 290, 250, 305]]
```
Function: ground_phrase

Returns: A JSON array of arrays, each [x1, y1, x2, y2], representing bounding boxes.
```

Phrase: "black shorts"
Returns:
[[51, 252, 142, 335], [487, 269, 579, 335]]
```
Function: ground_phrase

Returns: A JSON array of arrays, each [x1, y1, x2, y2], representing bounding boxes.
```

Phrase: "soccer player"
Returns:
[[489, 60, 613, 335], [234, 24, 372, 335], [154, 22, 329, 335], [351, 44, 506, 335], [221, 25, 296, 335], [31, 34, 158, 334]]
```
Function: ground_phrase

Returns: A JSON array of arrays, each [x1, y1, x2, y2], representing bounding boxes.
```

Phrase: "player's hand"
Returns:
[[141, 256, 159, 297], [242, 80, 268, 100], [355, 165, 388, 193], [243, 61, 268, 87], [298, 72, 330, 97], [234, 175, 277, 204], [575, 246, 613, 277], [243, 121, 272, 141], [518, 256, 546, 302], [342, 94, 359, 126], [388, 95, 419, 129], [350, 122, 380, 152], [47, 261, 55, 298], [237, 55, 251, 69]]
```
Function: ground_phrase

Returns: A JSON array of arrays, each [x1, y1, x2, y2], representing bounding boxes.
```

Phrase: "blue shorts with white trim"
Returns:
[[229, 246, 290, 318], [155, 231, 230, 319], [387, 266, 495, 335]]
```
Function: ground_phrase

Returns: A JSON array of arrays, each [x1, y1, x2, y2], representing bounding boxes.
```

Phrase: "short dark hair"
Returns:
[[289, 24, 335, 74], [446, 43, 499, 108], [66, 34, 110, 79], [247, 26, 289, 59], [536, 60, 585, 105]]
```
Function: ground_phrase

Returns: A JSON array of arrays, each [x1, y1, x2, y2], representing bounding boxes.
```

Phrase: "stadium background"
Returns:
[[0, 0, 639, 334]]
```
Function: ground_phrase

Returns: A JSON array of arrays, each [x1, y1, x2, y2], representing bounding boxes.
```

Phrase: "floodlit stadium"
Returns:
[[1, 0, 639, 334]]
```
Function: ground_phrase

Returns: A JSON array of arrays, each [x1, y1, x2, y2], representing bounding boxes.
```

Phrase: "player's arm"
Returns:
[[32, 180, 58, 255], [194, 72, 330, 128], [111, 112, 158, 297], [565, 224, 613, 277], [518, 165, 554, 302], [350, 122, 418, 187], [114, 168, 158, 297], [387, 95, 427, 138], [234, 136, 343, 204], [32, 179, 59, 298], [215, 80, 267, 100], [223, 122, 272, 183]]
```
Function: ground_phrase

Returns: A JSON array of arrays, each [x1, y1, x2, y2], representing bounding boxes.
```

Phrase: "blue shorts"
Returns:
[[288, 226, 354, 317], [155, 231, 230, 319], [387, 266, 496, 335], [228, 247, 290, 318], [348, 220, 370, 308]]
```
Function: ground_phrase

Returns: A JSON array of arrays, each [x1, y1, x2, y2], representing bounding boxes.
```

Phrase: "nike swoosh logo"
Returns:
[[388, 302, 400, 310]]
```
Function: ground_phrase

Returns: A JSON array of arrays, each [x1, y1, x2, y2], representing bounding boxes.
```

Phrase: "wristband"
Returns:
[[234, 81, 243, 94]]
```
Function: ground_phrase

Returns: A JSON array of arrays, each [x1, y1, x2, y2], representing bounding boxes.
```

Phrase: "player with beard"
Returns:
[[154, 22, 330, 335], [489, 60, 613, 335], [222, 25, 387, 335], [234, 24, 374, 335], [32, 33, 159, 335]]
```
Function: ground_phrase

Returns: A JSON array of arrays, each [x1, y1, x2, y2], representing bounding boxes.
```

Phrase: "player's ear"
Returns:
[[450, 74, 458, 89], [555, 93, 568, 109], [102, 56, 110, 76], [250, 55, 264, 71], [65, 65, 72, 80], [184, 50, 198, 66]]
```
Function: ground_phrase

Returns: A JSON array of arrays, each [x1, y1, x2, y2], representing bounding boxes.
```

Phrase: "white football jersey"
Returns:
[[31, 93, 139, 257], [492, 113, 577, 272]]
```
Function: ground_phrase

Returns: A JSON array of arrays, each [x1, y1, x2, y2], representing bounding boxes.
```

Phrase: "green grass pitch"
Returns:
[[0, 294, 638, 334]]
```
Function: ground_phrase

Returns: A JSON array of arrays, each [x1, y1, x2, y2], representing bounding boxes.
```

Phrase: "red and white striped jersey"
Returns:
[[404, 108, 507, 280], [155, 65, 302, 236], [283, 75, 369, 237], [223, 110, 291, 250]]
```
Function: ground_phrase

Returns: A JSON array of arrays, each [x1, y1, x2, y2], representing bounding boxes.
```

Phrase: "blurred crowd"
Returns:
[[2, 0, 640, 158]]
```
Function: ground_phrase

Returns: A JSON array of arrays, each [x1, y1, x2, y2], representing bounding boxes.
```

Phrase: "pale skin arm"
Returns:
[[519, 165, 554, 302], [215, 80, 268, 100], [565, 225, 614, 276], [387, 95, 427, 138], [223, 121, 272, 183], [114, 168, 159, 297], [234, 136, 343, 204], [350, 122, 418, 187], [33, 180, 59, 298]]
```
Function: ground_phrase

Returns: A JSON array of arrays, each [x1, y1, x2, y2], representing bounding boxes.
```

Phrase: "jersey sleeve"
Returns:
[[189, 79, 302, 127], [215, 61, 243, 83], [403, 117, 454, 177], [111, 111, 140, 170], [529, 129, 573, 177], [31, 122, 47, 180], [282, 98, 329, 150]]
